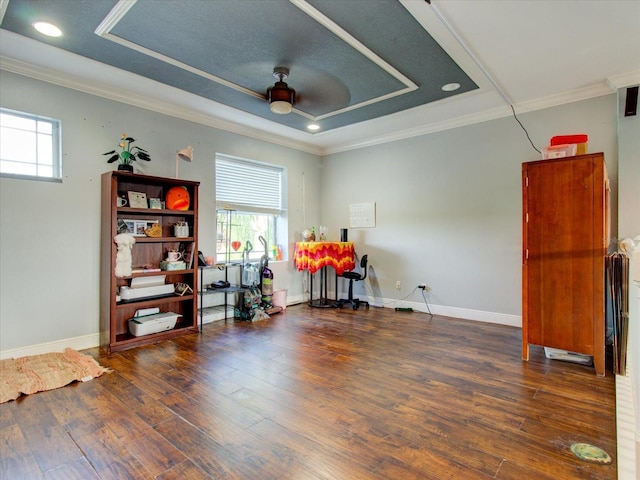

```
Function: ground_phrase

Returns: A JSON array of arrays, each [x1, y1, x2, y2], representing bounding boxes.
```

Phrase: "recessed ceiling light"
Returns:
[[307, 124, 320, 131], [441, 82, 461, 92], [33, 22, 62, 37]]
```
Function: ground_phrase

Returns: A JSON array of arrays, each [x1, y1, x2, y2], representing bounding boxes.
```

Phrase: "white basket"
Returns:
[[174, 225, 189, 237]]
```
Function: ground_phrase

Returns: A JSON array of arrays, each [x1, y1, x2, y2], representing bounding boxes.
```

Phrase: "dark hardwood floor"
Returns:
[[1, 305, 616, 479]]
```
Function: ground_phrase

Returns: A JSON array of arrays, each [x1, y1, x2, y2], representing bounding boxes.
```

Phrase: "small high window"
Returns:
[[0, 108, 62, 181]]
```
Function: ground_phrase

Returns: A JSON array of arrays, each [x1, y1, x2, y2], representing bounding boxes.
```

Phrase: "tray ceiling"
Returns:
[[1, 0, 639, 154]]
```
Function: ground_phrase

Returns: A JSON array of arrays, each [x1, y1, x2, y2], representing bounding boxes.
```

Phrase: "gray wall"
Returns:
[[0, 70, 321, 354], [321, 95, 618, 321], [0, 68, 626, 355]]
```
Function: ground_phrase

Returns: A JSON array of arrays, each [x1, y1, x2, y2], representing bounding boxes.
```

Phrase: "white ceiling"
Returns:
[[1, 0, 639, 156]]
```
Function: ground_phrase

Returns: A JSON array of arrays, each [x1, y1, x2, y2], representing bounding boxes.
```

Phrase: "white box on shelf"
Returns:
[[131, 275, 166, 288], [120, 283, 174, 300], [128, 312, 182, 336], [161, 260, 186, 271]]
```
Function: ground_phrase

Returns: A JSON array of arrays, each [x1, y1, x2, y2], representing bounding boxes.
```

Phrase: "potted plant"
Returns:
[[103, 133, 151, 172]]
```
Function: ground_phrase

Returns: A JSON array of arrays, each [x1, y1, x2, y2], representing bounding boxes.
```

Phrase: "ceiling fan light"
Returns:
[[267, 81, 296, 114], [270, 101, 293, 114]]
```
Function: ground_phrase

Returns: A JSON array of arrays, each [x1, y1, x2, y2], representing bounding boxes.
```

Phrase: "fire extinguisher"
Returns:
[[259, 236, 274, 307]]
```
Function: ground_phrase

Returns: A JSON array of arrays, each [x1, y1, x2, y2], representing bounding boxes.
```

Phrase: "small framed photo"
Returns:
[[134, 220, 148, 236], [119, 219, 136, 234], [127, 191, 148, 208], [128, 219, 158, 237], [175, 282, 193, 296], [117, 218, 135, 234], [149, 197, 162, 209]]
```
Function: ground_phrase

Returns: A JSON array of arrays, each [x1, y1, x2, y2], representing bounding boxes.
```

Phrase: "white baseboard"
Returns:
[[285, 293, 307, 306], [0, 333, 101, 360], [292, 291, 521, 327], [0, 297, 519, 360], [366, 296, 522, 328], [427, 303, 521, 327]]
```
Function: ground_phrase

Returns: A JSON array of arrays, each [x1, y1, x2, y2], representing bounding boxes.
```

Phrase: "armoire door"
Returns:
[[522, 153, 608, 375]]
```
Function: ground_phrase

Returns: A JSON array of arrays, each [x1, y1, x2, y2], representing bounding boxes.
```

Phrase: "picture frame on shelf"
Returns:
[[149, 197, 162, 209], [131, 219, 158, 237], [180, 241, 195, 269], [127, 191, 148, 208], [118, 218, 136, 235], [134, 221, 147, 236], [175, 282, 193, 296]]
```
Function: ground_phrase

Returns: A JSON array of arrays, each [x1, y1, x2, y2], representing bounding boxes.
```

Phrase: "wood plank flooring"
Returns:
[[1, 305, 617, 479]]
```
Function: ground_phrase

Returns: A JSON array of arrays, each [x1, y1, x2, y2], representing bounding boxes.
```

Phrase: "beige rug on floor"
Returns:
[[0, 348, 110, 403]]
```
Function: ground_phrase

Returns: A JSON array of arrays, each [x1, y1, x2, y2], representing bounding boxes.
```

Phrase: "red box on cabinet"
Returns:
[[550, 134, 588, 155]]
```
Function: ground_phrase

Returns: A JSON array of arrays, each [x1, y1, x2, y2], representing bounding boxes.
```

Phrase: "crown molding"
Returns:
[[516, 82, 617, 114], [322, 104, 511, 155], [321, 82, 620, 155], [607, 70, 640, 90]]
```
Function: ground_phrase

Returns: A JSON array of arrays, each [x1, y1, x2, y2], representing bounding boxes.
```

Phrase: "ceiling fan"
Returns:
[[266, 67, 296, 114]]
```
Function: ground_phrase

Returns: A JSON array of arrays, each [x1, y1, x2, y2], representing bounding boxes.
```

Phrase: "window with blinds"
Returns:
[[215, 154, 286, 263], [215, 155, 283, 215]]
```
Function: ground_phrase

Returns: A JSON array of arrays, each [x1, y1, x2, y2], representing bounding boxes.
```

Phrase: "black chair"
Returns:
[[338, 254, 369, 310]]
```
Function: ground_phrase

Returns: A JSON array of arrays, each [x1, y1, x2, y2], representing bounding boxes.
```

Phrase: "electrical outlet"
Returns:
[[395, 280, 401, 290], [418, 283, 428, 290]]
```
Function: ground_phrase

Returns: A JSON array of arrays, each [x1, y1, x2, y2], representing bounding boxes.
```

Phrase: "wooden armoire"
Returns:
[[522, 153, 610, 376]]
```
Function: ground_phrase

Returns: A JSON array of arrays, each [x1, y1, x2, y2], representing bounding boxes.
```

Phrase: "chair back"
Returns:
[[358, 255, 368, 281]]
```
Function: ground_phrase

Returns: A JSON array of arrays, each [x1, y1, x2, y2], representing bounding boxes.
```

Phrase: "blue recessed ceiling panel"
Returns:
[[1, 0, 477, 133]]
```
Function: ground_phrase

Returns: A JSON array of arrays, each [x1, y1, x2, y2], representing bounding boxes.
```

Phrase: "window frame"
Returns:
[[216, 209, 277, 264], [0, 108, 62, 182]]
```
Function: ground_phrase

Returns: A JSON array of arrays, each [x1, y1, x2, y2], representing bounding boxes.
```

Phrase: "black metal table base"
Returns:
[[308, 266, 339, 308]]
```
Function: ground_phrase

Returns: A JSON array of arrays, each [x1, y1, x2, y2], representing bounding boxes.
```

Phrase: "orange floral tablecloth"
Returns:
[[294, 242, 355, 275]]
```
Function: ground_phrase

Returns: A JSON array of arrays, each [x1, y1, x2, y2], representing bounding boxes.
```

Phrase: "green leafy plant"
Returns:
[[103, 133, 151, 165]]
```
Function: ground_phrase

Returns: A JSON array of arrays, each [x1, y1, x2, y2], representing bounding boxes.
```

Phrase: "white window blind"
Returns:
[[216, 154, 283, 215]]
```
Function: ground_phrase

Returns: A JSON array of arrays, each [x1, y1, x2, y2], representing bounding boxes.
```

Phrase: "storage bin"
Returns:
[[542, 144, 577, 159], [272, 289, 287, 310], [174, 224, 189, 237], [550, 134, 588, 155]]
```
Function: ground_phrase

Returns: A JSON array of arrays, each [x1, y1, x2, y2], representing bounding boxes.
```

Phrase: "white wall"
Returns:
[[0, 70, 322, 354], [617, 85, 640, 475], [618, 88, 640, 241], [321, 95, 618, 321]]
